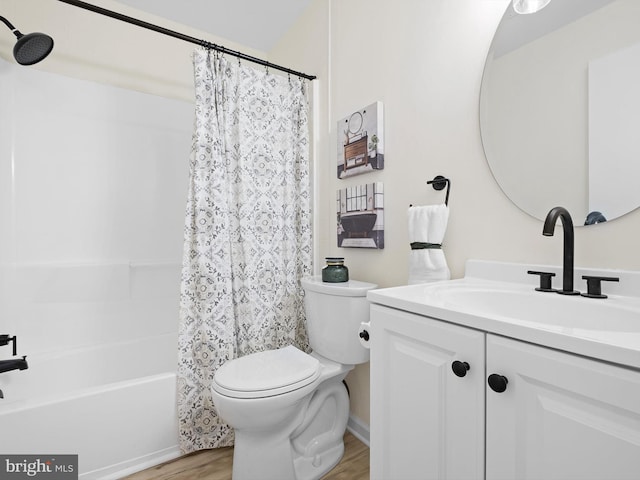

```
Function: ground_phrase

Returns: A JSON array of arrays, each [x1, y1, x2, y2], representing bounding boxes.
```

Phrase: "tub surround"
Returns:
[[0, 51, 190, 478]]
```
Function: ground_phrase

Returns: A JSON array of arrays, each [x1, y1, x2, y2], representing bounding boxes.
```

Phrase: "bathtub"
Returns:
[[0, 333, 180, 479]]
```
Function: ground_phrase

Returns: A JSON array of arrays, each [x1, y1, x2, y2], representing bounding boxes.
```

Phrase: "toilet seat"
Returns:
[[213, 345, 320, 399]]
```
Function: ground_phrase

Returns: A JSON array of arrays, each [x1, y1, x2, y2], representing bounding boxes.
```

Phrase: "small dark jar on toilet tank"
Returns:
[[322, 257, 349, 283]]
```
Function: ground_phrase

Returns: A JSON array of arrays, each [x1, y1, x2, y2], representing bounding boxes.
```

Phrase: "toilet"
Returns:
[[210, 275, 377, 480]]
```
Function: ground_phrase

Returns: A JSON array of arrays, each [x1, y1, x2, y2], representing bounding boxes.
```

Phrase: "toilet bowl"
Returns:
[[210, 276, 377, 480], [211, 347, 351, 480]]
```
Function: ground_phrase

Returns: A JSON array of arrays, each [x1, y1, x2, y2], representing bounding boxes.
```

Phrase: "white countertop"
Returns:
[[367, 260, 640, 370]]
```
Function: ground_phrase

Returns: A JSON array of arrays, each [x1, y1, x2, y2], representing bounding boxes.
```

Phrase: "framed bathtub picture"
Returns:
[[337, 182, 384, 249], [337, 101, 384, 179]]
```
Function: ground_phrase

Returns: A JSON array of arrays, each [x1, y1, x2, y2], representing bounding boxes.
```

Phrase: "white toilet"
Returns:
[[210, 275, 377, 480]]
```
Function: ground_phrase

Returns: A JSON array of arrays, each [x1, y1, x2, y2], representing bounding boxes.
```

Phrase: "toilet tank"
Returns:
[[301, 276, 377, 365]]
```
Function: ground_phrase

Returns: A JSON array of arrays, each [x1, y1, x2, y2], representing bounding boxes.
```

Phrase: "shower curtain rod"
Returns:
[[56, 0, 317, 80]]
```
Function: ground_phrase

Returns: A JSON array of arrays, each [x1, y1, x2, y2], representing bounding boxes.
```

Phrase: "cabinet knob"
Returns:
[[451, 360, 470, 377], [488, 374, 508, 393]]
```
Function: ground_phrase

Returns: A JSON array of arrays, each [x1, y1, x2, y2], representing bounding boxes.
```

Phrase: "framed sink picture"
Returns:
[[337, 101, 384, 179], [337, 182, 384, 249]]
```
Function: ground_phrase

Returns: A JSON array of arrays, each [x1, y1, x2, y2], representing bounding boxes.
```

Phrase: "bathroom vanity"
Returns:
[[367, 261, 640, 480]]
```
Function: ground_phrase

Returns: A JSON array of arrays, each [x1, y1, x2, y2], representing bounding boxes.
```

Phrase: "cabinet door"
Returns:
[[370, 304, 485, 480], [486, 334, 640, 480]]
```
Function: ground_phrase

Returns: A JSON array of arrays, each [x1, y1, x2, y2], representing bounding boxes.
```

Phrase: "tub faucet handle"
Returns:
[[0, 335, 17, 356]]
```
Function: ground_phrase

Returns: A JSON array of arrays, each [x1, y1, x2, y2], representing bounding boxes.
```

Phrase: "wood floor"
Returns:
[[122, 432, 369, 480]]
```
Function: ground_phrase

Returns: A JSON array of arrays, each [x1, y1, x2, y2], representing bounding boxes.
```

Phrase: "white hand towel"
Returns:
[[408, 204, 450, 284]]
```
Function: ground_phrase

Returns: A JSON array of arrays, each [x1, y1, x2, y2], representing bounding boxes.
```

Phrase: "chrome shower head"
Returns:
[[1, 15, 54, 65]]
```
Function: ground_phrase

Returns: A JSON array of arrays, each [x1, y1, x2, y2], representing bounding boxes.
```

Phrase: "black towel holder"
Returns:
[[427, 175, 451, 206], [409, 175, 451, 207]]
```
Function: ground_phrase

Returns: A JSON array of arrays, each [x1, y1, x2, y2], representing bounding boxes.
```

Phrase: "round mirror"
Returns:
[[480, 0, 640, 225]]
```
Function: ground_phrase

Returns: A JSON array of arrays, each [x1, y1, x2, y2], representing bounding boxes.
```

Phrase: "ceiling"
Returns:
[[115, 0, 314, 52]]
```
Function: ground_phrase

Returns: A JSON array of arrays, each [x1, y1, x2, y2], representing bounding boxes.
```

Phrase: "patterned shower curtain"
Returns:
[[177, 48, 312, 453]]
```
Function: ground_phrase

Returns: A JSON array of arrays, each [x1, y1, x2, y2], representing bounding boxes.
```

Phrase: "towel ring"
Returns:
[[427, 175, 450, 206], [409, 175, 451, 207]]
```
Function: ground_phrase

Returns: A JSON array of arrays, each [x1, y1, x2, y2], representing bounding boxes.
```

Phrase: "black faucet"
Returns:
[[542, 206, 580, 295], [0, 356, 28, 374]]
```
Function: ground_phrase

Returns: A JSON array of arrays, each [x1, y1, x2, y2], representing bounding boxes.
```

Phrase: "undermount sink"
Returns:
[[421, 281, 640, 332]]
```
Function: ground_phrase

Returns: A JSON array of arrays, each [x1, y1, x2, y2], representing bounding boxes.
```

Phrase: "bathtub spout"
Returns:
[[0, 356, 28, 374]]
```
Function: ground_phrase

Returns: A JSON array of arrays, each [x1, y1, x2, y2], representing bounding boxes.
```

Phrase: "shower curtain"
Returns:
[[177, 48, 312, 452]]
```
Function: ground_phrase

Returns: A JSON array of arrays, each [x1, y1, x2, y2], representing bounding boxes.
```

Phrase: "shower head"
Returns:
[[1, 15, 54, 65], [13, 31, 55, 65]]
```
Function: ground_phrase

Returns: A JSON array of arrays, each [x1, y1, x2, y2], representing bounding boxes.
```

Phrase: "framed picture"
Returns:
[[336, 182, 384, 249], [337, 101, 384, 179]]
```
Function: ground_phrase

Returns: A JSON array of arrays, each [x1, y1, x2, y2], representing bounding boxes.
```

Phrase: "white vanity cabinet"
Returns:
[[370, 304, 640, 480], [486, 334, 640, 480], [369, 304, 486, 480]]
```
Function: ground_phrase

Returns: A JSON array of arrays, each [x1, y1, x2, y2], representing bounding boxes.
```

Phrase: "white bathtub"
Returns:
[[0, 333, 180, 479]]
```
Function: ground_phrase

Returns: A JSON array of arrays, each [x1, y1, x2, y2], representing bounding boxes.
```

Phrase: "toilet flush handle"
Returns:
[[358, 322, 371, 349]]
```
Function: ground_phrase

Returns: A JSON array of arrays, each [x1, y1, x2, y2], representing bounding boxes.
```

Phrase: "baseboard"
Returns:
[[81, 446, 182, 480], [347, 414, 370, 447]]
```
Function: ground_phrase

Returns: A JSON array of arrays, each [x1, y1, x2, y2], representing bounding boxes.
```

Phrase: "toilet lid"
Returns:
[[213, 345, 320, 399]]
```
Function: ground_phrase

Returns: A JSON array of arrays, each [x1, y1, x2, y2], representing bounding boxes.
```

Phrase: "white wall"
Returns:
[[271, 0, 640, 426]]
